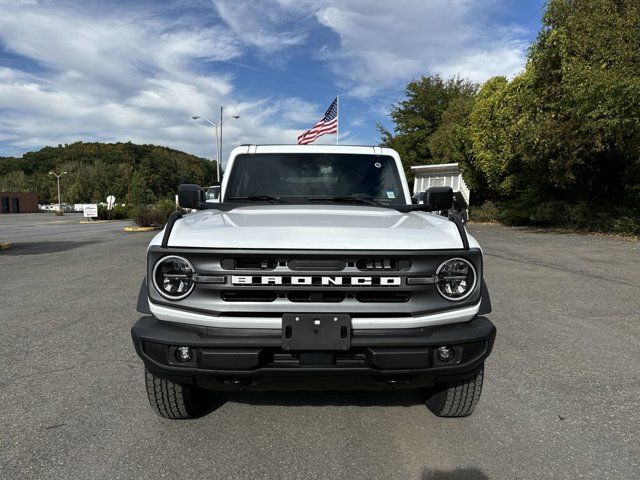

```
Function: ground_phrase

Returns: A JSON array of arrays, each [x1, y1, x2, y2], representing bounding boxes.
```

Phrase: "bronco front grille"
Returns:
[[147, 247, 483, 316], [213, 256, 415, 303]]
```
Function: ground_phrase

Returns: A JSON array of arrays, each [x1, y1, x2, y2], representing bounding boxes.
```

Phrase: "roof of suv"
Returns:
[[230, 144, 396, 156]]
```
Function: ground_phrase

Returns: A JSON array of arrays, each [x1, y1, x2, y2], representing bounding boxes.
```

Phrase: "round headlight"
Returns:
[[436, 258, 477, 301], [152, 255, 195, 300]]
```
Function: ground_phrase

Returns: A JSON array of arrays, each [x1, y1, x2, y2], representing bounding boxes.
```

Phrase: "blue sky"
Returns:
[[0, 0, 546, 161]]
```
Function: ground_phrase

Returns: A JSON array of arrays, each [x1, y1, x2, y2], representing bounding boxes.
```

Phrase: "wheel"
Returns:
[[144, 368, 206, 419], [425, 366, 484, 417]]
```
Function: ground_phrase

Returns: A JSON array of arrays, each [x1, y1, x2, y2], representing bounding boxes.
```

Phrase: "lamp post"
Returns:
[[48, 171, 67, 212], [192, 111, 240, 183]]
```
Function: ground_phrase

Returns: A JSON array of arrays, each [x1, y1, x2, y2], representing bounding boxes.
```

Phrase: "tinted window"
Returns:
[[224, 153, 405, 204]]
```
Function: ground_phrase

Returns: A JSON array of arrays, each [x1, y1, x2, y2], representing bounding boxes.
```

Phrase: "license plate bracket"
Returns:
[[282, 314, 351, 351]]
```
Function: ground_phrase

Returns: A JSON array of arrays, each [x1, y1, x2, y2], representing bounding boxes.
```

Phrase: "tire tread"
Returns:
[[144, 369, 201, 419], [426, 366, 484, 417]]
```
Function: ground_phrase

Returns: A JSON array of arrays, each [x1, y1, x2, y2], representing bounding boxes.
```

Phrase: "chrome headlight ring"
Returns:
[[152, 255, 196, 300], [436, 257, 477, 301]]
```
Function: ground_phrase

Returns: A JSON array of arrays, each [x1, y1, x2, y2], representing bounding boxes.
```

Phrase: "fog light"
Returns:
[[175, 346, 192, 363], [436, 346, 455, 362]]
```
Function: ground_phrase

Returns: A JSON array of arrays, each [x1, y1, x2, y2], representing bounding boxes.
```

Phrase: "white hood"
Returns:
[[155, 205, 477, 251]]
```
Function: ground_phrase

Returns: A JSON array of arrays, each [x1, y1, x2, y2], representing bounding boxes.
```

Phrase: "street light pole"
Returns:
[[214, 127, 220, 181], [192, 111, 240, 183], [219, 105, 223, 180], [48, 171, 67, 211]]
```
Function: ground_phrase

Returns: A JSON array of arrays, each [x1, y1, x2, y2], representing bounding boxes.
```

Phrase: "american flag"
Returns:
[[297, 97, 338, 145]]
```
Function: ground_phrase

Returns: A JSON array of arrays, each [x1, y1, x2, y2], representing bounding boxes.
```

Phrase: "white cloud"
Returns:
[[212, 0, 529, 97], [212, 0, 309, 52], [0, 1, 315, 159], [313, 0, 527, 96], [0, 0, 531, 158]]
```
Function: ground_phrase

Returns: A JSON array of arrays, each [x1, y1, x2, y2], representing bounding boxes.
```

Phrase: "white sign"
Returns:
[[83, 204, 98, 218], [106, 195, 116, 210]]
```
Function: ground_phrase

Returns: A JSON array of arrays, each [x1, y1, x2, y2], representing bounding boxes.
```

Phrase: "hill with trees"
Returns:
[[381, 0, 640, 235], [0, 141, 217, 205]]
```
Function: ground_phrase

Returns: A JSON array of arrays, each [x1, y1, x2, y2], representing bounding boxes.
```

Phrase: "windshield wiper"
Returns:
[[226, 195, 285, 203], [307, 195, 383, 206]]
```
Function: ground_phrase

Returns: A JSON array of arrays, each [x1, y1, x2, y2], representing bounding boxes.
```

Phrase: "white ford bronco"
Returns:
[[132, 145, 495, 419]]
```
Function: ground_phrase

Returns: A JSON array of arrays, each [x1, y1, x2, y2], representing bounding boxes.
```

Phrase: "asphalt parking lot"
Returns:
[[1, 213, 638, 479]]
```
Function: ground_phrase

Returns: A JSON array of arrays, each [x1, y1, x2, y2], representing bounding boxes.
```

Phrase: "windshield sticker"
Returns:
[[386, 191, 396, 199], [374, 162, 382, 168]]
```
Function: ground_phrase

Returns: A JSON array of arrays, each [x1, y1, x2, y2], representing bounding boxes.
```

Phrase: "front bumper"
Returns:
[[131, 316, 496, 391]]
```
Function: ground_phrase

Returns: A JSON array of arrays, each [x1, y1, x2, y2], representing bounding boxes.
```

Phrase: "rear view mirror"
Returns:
[[177, 184, 205, 209], [422, 186, 453, 211]]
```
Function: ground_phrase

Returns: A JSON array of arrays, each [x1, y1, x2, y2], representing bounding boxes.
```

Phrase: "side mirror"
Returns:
[[177, 184, 205, 209], [422, 186, 453, 211]]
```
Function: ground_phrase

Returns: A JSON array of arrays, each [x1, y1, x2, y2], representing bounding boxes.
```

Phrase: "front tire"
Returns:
[[144, 368, 206, 419], [425, 366, 484, 417]]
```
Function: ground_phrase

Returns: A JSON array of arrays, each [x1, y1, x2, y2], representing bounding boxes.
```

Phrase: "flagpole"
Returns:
[[336, 95, 339, 145]]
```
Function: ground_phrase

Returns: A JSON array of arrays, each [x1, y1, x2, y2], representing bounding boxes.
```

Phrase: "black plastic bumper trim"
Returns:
[[131, 315, 496, 389]]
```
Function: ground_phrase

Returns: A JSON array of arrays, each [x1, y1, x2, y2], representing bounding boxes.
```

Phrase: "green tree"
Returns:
[[468, 73, 538, 197], [0, 142, 213, 204], [527, 0, 640, 205], [130, 170, 155, 205], [379, 75, 478, 179], [427, 96, 489, 196]]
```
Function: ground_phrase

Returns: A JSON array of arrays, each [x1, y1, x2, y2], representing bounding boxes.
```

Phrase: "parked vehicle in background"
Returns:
[[206, 183, 221, 202], [131, 145, 495, 420], [411, 163, 470, 220], [41, 203, 74, 213]]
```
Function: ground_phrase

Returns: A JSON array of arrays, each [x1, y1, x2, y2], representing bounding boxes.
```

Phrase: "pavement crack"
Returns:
[[43, 423, 66, 430]]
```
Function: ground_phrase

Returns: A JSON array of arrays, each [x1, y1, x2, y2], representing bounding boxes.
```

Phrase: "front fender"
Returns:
[[136, 277, 151, 314], [478, 279, 492, 315]]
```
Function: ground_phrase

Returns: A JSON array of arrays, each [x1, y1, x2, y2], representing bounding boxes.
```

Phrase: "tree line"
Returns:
[[0, 141, 217, 205], [381, 0, 640, 235]]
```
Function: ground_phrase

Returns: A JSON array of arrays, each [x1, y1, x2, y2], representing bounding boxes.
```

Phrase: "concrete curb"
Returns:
[[0, 242, 11, 250], [79, 220, 116, 224], [124, 226, 160, 232]]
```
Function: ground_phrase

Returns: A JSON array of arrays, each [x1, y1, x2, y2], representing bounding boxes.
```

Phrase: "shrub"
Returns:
[[97, 204, 130, 220], [498, 197, 640, 237], [131, 199, 177, 227], [151, 199, 177, 225], [469, 201, 499, 223], [130, 205, 154, 227]]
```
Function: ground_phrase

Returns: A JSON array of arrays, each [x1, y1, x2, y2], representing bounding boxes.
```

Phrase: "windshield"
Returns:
[[224, 153, 405, 205]]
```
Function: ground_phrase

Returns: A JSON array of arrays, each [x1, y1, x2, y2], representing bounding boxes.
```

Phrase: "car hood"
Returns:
[[158, 205, 474, 250]]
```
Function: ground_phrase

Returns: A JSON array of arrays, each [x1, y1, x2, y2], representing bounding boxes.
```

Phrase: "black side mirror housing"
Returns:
[[178, 184, 205, 209], [422, 186, 453, 211]]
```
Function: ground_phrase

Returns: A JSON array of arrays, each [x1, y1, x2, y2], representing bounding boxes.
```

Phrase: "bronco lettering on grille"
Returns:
[[230, 275, 401, 286]]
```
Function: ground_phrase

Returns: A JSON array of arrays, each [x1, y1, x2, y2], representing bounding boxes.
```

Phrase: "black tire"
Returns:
[[144, 368, 206, 419], [425, 366, 484, 417]]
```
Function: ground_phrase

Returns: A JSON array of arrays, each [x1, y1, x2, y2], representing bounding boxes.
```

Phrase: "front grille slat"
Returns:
[[221, 291, 277, 302], [287, 291, 346, 303], [214, 256, 419, 303]]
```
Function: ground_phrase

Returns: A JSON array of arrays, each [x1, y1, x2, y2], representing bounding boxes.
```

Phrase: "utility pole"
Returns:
[[48, 171, 67, 211], [192, 111, 240, 183]]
